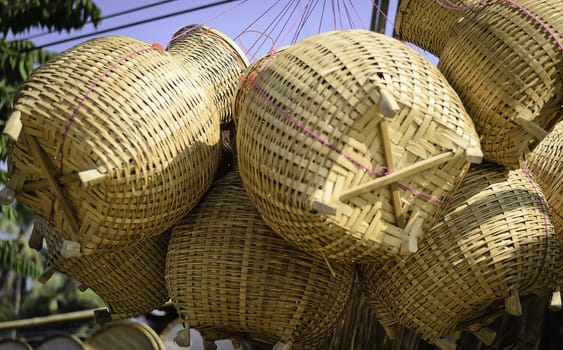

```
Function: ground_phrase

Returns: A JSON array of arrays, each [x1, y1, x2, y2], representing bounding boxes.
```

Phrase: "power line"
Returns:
[[24, 0, 182, 41], [36, 0, 240, 49]]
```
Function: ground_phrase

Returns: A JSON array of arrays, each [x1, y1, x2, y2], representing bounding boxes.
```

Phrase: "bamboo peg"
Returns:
[[379, 87, 400, 118], [549, 289, 561, 311], [435, 336, 457, 350], [310, 200, 337, 215], [471, 327, 496, 346], [38, 266, 56, 284], [504, 289, 522, 316], [465, 146, 483, 164], [0, 186, 16, 205], [28, 227, 44, 251], [3, 110, 22, 141], [382, 324, 397, 340], [60, 240, 82, 258], [78, 166, 108, 186]]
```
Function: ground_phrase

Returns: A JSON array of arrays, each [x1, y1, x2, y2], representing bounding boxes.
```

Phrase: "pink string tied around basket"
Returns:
[[253, 79, 453, 207], [435, 0, 563, 53]]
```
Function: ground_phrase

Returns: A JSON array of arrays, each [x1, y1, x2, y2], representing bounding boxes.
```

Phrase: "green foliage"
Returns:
[[0, 238, 42, 278], [20, 273, 105, 317], [0, 0, 103, 325], [0, 0, 102, 36], [0, 0, 101, 230], [0, 0, 102, 136]]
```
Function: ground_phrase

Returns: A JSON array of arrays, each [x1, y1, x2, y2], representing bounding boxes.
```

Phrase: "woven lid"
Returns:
[[86, 320, 165, 350], [34, 216, 170, 320], [167, 25, 249, 126], [357, 162, 561, 346], [165, 170, 356, 348], [437, 0, 562, 167], [526, 120, 562, 236], [4, 35, 221, 255], [236, 29, 482, 263]]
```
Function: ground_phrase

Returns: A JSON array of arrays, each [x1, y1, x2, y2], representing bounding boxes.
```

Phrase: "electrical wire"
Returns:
[[23, 0, 182, 41], [35, 0, 240, 49]]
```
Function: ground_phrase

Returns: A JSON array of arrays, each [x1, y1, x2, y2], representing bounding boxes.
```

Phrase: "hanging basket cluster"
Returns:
[[1, 2, 561, 347]]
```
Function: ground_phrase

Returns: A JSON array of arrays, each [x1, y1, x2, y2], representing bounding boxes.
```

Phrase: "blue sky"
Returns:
[[12, 0, 401, 60]]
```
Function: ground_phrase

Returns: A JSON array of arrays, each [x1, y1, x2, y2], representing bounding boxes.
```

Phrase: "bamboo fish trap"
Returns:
[[2, 35, 221, 256], [526, 120, 562, 236], [165, 170, 356, 349], [166, 25, 249, 127], [357, 162, 561, 349], [436, 0, 562, 167], [33, 216, 170, 321], [394, 0, 468, 56], [236, 29, 482, 263]]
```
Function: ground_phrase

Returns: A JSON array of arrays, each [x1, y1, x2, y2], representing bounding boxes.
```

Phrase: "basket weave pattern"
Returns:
[[437, 0, 563, 167], [526, 120, 562, 235], [394, 0, 468, 56], [236, 29, 481, 262], [7, 36, 221, 254], [358, 163, 561, 345], [167, 25, 250, 126], [165, 170, 356, 348], [35, 216, 170, 320]]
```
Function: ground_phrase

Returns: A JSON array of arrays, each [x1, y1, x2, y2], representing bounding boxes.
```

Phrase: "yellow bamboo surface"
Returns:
[[165, 170, 356, 349], [358, 162, 561, 347], [167, 25, 249, 126], [437, 0, 562, 167], [526, 120, 562, 236], [236, 29, 481, 263], [35, 217, 170, 320], [5, 35, 221, 255]]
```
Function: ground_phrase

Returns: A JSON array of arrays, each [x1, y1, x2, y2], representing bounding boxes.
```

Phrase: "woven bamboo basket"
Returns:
[[437, 0, 563, 168], [236, 29, 482, 263], [394, 0, 471, 56], [357, 162, 561, 349], [167, 25, 249, 127], [234, 49, 285, 123], [526, 120, 562, 236], [2, 35, 221, 256], [33, 216, 170, 320], [85, 320, 165, 350], [36, 334, 86, 350], [165, 170, 356, 349]]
